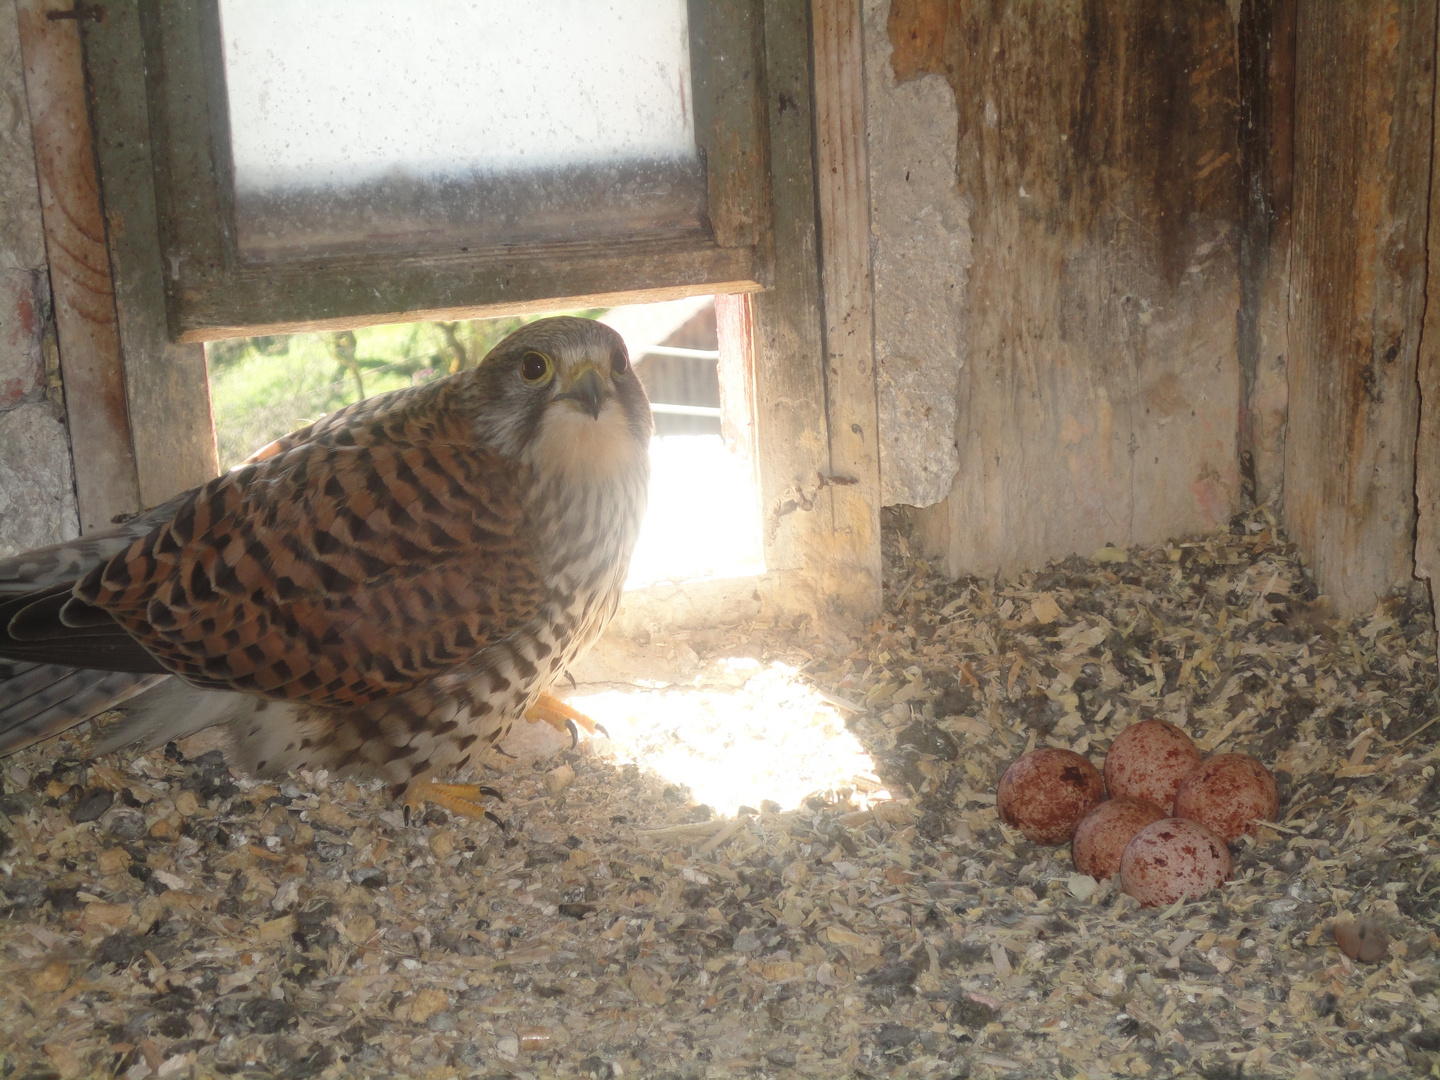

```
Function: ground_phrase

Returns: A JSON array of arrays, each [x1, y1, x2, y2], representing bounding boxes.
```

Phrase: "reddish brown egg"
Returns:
[[1172, 753, 1279, 841], [1332, 918, 1389, 963], [1071, 797, 1167, 880], [1103, 720, 1202, 811], [1120, 818, 1233, 907], [997, 748, 1105, 845]]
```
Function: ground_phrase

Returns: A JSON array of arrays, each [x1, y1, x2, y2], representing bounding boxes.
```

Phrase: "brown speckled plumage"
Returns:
[[0, 317, 651, 795]]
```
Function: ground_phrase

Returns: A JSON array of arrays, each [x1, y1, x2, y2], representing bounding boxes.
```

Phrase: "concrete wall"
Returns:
[[0, 0, 76, 558], [868, 1, 1248, 579], [863, 0, 968, 509]]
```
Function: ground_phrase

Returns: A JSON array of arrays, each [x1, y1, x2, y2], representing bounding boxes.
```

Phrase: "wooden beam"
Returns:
[[1284, 1, 1436, 616], [16, 0, 141, 532], [691, 0, 768, 249], [811, 0, 881, 615], [80, 3, 218, 505], [1416, 10, 1440, 663], [184, 274, 764, 343], [746, 0, 854, 618], [715, 293, 760, 487], [749, 0, 827, 596]]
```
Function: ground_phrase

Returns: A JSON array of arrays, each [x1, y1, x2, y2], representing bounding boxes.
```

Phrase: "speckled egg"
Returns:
[[1103, 720, 1202, 811], [997, 748, 1105, 845], [1172, 753, 1279, 841], [1120, 818, 1233, 907], [1071, 797, 1168, 880]]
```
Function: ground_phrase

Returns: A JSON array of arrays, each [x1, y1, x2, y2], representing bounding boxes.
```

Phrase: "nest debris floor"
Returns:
[[2, 506, 1439, 1079]]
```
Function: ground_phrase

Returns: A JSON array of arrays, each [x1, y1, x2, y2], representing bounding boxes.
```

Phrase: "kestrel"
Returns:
[[0, 317, 651, 814]]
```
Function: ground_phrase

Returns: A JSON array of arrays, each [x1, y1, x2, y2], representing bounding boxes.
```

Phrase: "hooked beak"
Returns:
[[554, 367, 606, 420]]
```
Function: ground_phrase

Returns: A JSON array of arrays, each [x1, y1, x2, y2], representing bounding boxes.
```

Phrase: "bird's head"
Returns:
[[470, 317, 653, 480]]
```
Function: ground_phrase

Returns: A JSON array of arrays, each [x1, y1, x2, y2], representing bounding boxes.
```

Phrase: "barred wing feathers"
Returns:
[[3, 379, 545, 709]]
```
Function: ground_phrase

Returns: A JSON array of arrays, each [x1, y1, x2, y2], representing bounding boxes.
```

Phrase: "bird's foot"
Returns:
[[524, 692, 607, 746], [404, 780, 505, 826]]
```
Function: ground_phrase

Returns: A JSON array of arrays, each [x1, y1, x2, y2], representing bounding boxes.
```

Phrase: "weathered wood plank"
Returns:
[[905, 2, 1242, 578], [179, 247, 763, 342], [141, 0, 229, 331], [16, 0, 141, 532], [1413, 16, 1440, 661], [748, 0, 843, 614], [811, 0, 881, 613], [691, 0, 768, 249], [81, 4, 218, 505], [1236, 0, 1295, 506], [1284, 1, 1436, 616], [715, 293, 759, 477]]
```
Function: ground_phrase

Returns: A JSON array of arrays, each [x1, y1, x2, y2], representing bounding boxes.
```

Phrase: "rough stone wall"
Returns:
[[862, 0, 969, 508], [0, 0, 76, 558]]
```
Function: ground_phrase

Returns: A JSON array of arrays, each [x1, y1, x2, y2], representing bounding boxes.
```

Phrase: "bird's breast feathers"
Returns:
[[527, 392, 650, 488]]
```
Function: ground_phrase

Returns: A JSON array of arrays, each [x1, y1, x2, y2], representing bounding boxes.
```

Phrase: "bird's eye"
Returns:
[[521, 351, 553, 384], [611, 348, 628, 376]]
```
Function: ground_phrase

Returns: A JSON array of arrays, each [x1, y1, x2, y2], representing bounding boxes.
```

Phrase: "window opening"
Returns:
[[203, 298, 763, 588], [600, 297, 763, 588]]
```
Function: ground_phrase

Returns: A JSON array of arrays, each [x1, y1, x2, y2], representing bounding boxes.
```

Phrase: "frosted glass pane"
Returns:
[[216, 0, 703, 257]]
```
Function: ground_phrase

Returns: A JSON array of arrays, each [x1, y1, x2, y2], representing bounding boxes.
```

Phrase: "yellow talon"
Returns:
[[404, 780, 498, 821], [525, 692, 603, 739]]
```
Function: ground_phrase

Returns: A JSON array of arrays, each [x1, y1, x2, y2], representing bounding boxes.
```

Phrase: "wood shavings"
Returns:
[[0, 505, 1438, 1077]]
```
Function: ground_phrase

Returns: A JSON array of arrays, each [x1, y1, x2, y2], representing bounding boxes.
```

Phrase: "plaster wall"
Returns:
[[862, 0, 968, 508]]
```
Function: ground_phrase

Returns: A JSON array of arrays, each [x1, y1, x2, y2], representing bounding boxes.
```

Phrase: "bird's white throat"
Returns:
[[529, 396, 643, 486]]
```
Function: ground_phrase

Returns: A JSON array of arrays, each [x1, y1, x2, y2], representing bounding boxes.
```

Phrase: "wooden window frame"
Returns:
[[55, 0, 881, 618], [83, 1, 770, 342]]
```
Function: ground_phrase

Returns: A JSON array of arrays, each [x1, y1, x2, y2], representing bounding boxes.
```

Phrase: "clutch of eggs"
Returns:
[[996, 721, 1278, 907]]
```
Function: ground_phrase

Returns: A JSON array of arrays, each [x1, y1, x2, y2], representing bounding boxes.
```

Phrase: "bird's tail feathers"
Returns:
[[0, 660, 166, 756], [222, 701, 323, 780], [0, 493, 189, 595], [92, 678, 272, 757], [93, 679, 313, 782], [0, 655, 331, 784], [0, 656, 310, 777]]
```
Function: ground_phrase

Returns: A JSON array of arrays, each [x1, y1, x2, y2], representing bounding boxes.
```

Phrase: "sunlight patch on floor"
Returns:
[[565, 659, 888, 818]]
